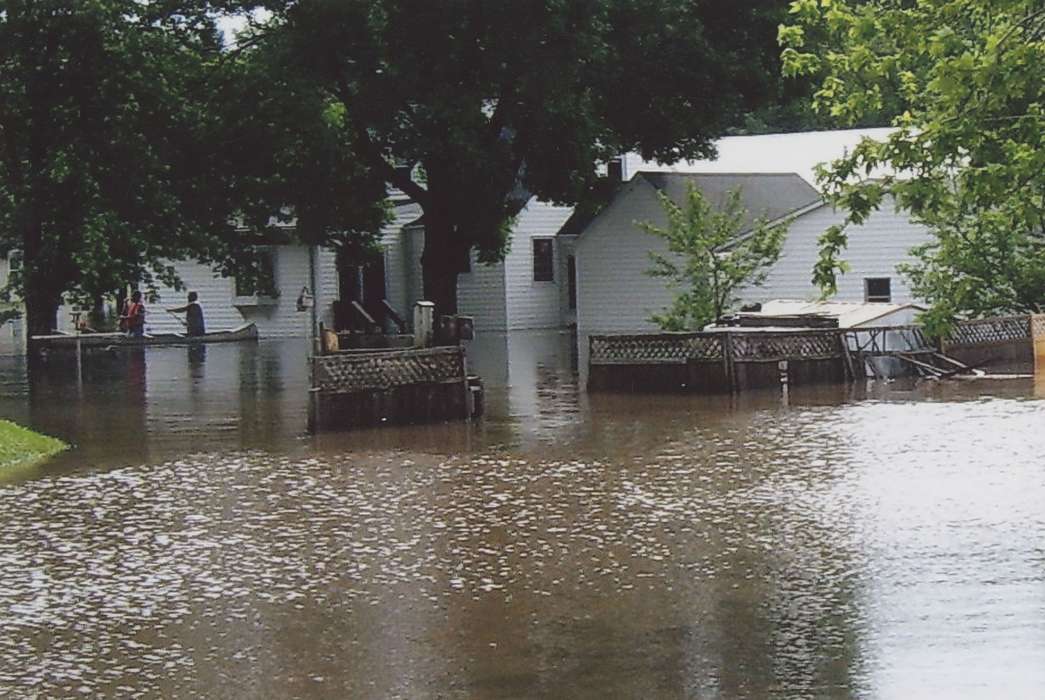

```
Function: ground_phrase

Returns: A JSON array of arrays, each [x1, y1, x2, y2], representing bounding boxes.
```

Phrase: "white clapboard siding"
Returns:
[[575, 178, 676, 336], [503, 199, 574, 330], [577, 181, 934, 337], [457, 255, 508, 332], [149, 245, 338, 338], [146, 262, 240, 335], [751, 200, 931, 305], [381, 203, 422, 321]]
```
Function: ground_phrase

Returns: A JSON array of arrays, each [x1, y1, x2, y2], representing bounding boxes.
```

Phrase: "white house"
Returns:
[[573, 171, 933, 340], [2, 128, 934, 347], [573, 128, 935, 343]]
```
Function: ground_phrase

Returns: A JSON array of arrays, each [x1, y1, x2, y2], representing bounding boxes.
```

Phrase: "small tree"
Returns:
[[641, 185, 789, 331]]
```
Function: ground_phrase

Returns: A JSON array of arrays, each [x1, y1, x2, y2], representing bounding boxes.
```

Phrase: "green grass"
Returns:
[[0, 420, 67, 470]]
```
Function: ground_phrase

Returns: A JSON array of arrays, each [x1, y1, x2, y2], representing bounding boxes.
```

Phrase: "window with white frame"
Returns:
[[532, 239, 554, 282]]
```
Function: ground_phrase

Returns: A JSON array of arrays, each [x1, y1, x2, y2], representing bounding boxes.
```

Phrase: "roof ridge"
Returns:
[[636, 171, 809, 177]]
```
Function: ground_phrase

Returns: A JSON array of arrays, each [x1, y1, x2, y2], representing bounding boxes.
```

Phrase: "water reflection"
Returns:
[[0, 333, 1044, 697]]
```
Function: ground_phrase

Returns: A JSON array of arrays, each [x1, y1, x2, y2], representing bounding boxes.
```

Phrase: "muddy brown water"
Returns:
[[1, 333, 1045, 698]]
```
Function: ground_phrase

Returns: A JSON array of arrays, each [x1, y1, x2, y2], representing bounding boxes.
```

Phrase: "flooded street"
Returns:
[[2, 334, 1045, 698]]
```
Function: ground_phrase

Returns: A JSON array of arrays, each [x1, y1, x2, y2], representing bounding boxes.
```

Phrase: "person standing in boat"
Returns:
[[166, 291, 205, 337], [120, 291, 146, 337]]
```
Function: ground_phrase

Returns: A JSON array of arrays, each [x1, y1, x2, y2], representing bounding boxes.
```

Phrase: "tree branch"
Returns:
[[333, 73, 430, 208]]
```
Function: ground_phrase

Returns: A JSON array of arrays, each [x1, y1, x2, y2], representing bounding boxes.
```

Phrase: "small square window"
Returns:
[[865, 277, 891, 303], [533, 239, 554, 282]]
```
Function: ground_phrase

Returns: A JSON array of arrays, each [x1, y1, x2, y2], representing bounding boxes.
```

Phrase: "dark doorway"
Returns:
[[336, 250, 387, 330]]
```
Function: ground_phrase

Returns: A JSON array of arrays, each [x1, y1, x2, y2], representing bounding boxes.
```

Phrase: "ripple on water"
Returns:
[[1, 397, 1045, 697]]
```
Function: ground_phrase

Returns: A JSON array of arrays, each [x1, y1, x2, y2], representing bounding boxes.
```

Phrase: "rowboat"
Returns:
[[30, 322, 259, 349]]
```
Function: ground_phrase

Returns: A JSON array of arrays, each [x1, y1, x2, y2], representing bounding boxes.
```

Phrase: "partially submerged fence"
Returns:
[[589, 313, 1044, 393], [309, 346, 481, 430], [588, 329, 852, 392], [941, 315, 1034, 367]]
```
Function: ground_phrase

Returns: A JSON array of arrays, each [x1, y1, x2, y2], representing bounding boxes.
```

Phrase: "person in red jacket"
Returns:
[[120, 291, 146, 337]]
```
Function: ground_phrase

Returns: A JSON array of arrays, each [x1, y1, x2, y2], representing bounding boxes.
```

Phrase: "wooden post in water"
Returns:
[[413, 302, 435, 347], [1033, 314, 1045, 375]]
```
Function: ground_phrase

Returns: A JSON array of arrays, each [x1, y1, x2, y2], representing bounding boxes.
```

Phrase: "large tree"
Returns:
[[781, 0, 1045, 332], [242, 0, 793, 315], [0, 1, 386, 335]]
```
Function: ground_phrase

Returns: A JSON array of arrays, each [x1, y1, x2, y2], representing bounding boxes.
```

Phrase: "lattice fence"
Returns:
[[730, 331, 842, 362], [589, 333, 723, 365], [1032, 315, 1045, 340], [946, 315, 1030, 348], [313, 346, 465, 393], [589, 330, 848, 365]]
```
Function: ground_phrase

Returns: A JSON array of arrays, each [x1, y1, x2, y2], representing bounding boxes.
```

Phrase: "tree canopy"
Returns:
[[642, 185, 789, 331], [235, 0, 795, 314], [781, 0, 1045, 332], [0, 1, 386, 334]]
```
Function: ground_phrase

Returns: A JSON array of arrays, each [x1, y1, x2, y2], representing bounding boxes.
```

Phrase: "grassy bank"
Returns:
[[0, 420, 67, 469]]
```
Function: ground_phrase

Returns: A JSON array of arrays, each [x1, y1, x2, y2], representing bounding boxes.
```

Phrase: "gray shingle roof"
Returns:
[[638, 172, 822, 232]]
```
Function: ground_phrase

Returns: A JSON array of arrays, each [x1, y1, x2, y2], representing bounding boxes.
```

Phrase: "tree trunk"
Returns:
[[24, 276, 61, 337], [420, 213, 466, 317], [21, 216, 63, 339]]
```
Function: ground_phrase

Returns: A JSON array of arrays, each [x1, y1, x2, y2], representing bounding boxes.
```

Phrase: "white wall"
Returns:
[[502, 199, 574, 330], [457, 254, 508, 333], [381, 202, 422, 321], [147, 245, 337, 338], [754, 201, 931, 305], [576, 178, 676, 336], [576, 183, 933, 338], [385, 199, 574, 333]]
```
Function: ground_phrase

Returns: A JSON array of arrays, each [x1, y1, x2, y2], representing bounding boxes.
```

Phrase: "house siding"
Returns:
[[753, 200, 930, 305], [457, 254, 508, 333], [575, 179, 677, 337], [381, 203, 422, 321], [502, 199, 574, 330], [147, 245, 338, 338], [576, 185, 933, 340]]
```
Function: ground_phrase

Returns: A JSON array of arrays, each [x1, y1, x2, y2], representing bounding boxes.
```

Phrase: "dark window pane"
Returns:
[[865, 277, 891, 302], [237, 249, 278, 297], [533, 239, 554, 282]]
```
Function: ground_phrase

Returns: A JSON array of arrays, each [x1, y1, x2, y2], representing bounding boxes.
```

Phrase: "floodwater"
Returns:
[[1, 333, 1045, 698]]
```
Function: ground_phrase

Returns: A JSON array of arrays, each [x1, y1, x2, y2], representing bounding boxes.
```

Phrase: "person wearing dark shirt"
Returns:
[[166, 291, 206, 336]]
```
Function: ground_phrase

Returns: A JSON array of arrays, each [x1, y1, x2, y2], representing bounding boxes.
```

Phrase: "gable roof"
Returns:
[[636, 172, 822, 233]]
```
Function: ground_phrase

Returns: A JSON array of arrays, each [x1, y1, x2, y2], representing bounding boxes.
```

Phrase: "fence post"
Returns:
[[722, 331, 736, 393], [413, 301, 435, 347], [1034, 315, 1045, 376]]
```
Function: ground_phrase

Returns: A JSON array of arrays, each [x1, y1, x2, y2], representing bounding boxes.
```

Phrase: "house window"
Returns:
[[865, 277, 892, 303], [235, 248, 278, 298], [533, 239, 554, 282], [8, 251, 21, 271]]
